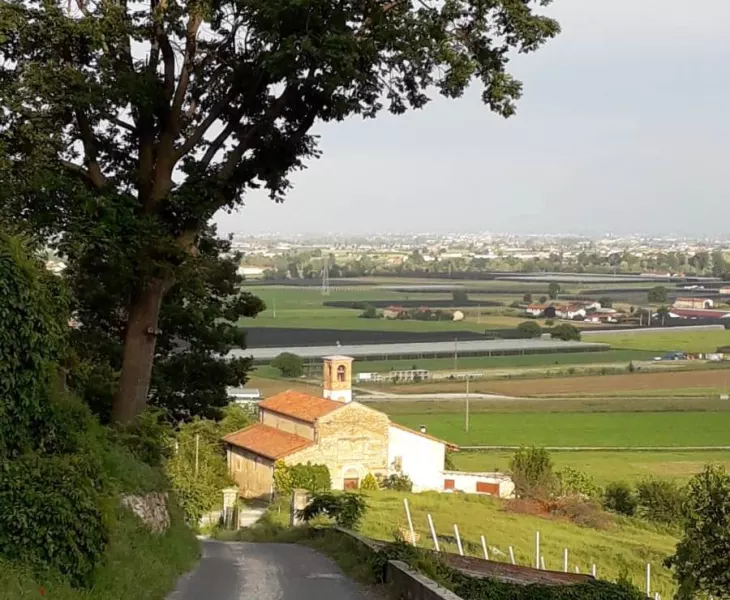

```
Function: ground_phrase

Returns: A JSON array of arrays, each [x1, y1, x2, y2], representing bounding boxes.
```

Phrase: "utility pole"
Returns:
[[453, 338, 458, 371], [465, 376, 470, 433]]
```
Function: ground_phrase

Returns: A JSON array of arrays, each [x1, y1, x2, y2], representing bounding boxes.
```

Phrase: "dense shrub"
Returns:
[[667, 465, 730, 599], [603, 481, 638, 516], [360, 473, 379, 490], [273, 461, 331, 496], [298, 492, 367, 529], [359, 304, 378, 319], [111, 409, 173, 467], [509, 447, 556, 500], [377, 473, 413, 492], [636, 478, 685, 525], [517, 320, 542, 338], [550, 497, 610, 529], [550, 323, 581, 341], [271, 352, 304, 377], [557, 467, 601, 499]]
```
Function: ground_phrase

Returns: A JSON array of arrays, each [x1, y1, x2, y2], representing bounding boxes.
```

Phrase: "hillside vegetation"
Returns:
[[0, 233, 198, 599]]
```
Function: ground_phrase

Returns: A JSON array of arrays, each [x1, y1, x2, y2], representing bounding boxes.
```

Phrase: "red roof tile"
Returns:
[[223, 424, 313, 460], [258, 390, 342, 423]]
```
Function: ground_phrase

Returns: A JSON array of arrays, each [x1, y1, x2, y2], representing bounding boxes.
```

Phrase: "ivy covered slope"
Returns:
[[0, 232, 198, 600]]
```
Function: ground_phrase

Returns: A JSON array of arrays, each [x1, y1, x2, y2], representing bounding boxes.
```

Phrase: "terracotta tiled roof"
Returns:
[[258, 390, 342, 423], [223, 424, 313, 460], [389, 422, 459, 451]]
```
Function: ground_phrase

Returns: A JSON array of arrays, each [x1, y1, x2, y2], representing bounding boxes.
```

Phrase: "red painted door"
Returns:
[[476, 481, 500, 496], [344, 478, 360, 490], [444, 479, 455, 490]]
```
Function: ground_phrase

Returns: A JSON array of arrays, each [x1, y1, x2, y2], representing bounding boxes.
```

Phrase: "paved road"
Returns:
[[167, 540, 379, 600]]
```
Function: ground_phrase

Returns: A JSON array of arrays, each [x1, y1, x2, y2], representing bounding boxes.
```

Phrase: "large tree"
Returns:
[[0, 0, 559, 422]]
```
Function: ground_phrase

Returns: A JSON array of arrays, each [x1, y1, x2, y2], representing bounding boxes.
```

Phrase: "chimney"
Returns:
[[420, 425, 427, 434]]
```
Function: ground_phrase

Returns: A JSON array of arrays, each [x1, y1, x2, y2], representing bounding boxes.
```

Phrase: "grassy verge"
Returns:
[[584, 329, 730, 353]]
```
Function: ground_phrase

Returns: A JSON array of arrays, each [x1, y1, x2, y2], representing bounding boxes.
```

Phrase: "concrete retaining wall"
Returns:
[[387, 560, 463, 600]]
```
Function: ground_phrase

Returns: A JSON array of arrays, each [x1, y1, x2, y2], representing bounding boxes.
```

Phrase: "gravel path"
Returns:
[[167, 540, 380, 600]]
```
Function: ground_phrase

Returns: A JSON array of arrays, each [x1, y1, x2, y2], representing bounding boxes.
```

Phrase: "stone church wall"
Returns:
[[286, 403, 389, 489]]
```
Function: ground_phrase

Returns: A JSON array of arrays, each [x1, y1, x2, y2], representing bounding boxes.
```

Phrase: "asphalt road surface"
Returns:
[[167, 540, 380, 600]]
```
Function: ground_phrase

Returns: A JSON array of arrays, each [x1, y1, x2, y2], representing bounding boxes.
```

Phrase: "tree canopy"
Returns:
[[0, 0, 559, 421]]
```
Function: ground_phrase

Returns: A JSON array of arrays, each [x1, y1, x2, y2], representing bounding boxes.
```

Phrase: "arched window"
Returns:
[[337, 364, 346, 382]]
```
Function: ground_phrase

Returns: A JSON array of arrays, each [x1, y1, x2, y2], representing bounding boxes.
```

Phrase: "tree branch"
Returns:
[[74, 108, 107, 188], [170, 12, 203, 133]]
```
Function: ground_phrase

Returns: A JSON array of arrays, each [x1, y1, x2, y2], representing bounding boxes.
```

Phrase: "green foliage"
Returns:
[[667, 465, 730, 600], [0, 452, 108, 587], [271, 352, 304, 377], [444, 450, 456, 471], [165, 419, 232, 525], [517, 320, 543, 338], [627, 361, 636, 373], [635, 478, 685, 526], [550, 323, 581, 342], [544, 318, 554, 326], [0, 0, 559, 422], [557, 467, 600, 499], [509, 446, 556, 500], [548, 282, 562, 300], [298, 492, 367, 530], [598, 296, 613, 309], [273, 461, 332, 496], [648, 286, 669, 304], [360, 473, 379, 491], [377, 473, 414, 492], [523, 292, 533, 303], [110, 409, 173, 467], [359, 303, 379, 319], [603, 482, 638, 516], [218, 404, 254, 436]]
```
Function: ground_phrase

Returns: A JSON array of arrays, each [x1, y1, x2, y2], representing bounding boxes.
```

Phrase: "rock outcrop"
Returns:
[[120, 492, 170, 533]]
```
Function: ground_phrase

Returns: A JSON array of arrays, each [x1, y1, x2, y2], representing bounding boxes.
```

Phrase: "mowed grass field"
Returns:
[[585, 328, 730, 353], [390, 411, 730, 447], [452, 450, 730, 485]]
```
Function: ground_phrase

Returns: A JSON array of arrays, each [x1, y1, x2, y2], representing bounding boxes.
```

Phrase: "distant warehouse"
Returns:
[[229, 338, 610, 364]]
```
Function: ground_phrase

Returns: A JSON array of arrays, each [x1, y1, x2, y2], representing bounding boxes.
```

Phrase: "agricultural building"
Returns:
[[223, 356, 510, 500], [673, 297, 714, 309], [232, 338, 610, 364]]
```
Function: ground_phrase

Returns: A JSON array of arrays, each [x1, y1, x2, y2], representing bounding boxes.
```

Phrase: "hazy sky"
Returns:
[[215, 0, 730, 237]]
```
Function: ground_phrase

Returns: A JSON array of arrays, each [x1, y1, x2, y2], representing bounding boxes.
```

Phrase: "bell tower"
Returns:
[[322, 355, 353, 403]]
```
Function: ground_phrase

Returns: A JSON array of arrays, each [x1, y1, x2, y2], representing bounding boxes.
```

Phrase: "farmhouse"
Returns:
[[673, 297, 714, 309], [525, 303, 550, 317], [224, 356, 511, 500]]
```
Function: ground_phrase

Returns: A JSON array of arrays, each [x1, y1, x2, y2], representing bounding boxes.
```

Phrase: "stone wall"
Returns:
[[260, 410, 315, 440], [286, 403, 389, 489], [228, 447, 274, 500], [120, 492, 170, 533]]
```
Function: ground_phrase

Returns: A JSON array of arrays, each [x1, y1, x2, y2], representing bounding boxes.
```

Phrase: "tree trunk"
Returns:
[[112, 278, 168, 423]]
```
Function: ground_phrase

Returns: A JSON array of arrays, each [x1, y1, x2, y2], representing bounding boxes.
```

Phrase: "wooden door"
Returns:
[[344, 478, 360, 490]]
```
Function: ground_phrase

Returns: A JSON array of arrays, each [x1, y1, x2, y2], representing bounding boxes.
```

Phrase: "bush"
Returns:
[[557, 467, 600, 499], [544, 318, 554, 326], [377, 473, 413, 492], [550, 323, 581, 341], [273, 461, 331, 496], [523, 292, 533, 303], [360, 473, 379, 491], [0, 452, 108, 587], [636, 478, 684, 525], [598, 296, 613, 308], [509, 446, 556, 500], [271, 352, 304, 377], [517, 320, 542, 338], [550, 497, 610, 529], [452, 289, 469, 304], [603, 481, 638, 516], [110, 409, 172, 467], [298, 492, 367, 530], [359, 303, 378, 319]]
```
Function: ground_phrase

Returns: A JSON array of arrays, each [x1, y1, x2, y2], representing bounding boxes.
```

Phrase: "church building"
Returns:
[[223, 356, 456, 499]]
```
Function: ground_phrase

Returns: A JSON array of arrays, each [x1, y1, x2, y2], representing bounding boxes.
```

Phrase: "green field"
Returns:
[[390, 411, 730, 447], [586, 328, 730, 353], [351, 350, 655, 373], [453, 450, 730, 485]]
